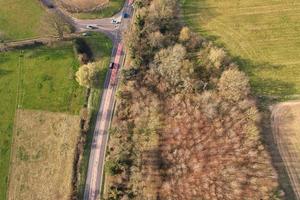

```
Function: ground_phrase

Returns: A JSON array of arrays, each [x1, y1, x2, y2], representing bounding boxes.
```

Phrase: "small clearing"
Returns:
[[8, 109, 80, 200]]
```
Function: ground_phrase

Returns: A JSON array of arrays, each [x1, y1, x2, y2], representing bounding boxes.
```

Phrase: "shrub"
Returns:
[[218, 68, 250, 102]]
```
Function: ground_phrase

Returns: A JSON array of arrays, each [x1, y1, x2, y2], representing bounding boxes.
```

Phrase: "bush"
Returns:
[[218, 68, 250, 102]]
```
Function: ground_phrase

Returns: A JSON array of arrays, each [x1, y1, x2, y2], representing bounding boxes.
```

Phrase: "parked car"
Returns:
[[111, 16, 121, 24], [82, 32, 90, 36]]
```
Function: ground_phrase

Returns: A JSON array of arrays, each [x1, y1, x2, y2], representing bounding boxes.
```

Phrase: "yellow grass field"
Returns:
[[8, 110, 80, 200], [272, 101, 300, 199], [181, 0, 300, 100]]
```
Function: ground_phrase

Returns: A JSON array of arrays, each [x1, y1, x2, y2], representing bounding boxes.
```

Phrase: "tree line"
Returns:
[[104, 0, 283, 199]]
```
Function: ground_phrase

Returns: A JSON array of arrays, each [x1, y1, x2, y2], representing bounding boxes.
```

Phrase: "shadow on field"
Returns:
[[232, 56, 297, 199], [260, 108, 297, 200], [0, 69, 12, 77], [180, 0, 219, 40], [234, 57, 297, 99]]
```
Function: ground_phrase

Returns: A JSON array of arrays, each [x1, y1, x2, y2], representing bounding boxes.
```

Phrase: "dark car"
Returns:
[[123, 13, 129, 18], [109, 63, 114, 69]]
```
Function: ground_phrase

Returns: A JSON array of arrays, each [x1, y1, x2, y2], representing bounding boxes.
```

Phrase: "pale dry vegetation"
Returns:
[[8, 110, 80, 200], [57, 0, 108, 12]]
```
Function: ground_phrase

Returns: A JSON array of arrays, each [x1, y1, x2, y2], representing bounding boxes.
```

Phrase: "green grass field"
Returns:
[[181, 0, 300, 101], [0, 0, 45, 41], [0, 42, 84, 200], [73, 0, 124, 19], [0, 32, 112, 199]]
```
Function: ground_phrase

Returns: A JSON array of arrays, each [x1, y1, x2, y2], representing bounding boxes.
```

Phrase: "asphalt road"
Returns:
[[82, 1, 134, 200], [39, 1, 134, 199]]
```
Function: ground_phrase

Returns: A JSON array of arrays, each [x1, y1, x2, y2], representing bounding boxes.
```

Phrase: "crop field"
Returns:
[[8, 110, 80, 200], [0, 0, 45, 41], [60, 0, 108, 10], [0, 42, 84, 200], [72, 0, 124, 19], [181, 0, 300, 101], [272, 101, 300, 199]]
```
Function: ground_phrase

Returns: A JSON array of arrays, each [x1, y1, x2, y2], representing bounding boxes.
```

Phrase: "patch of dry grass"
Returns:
[[58, 0, 108, 11], [8, 109, 80, 200]]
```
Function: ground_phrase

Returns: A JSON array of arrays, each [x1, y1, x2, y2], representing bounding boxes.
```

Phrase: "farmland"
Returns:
[[0, 32, 112, 199], [8, 110, 80, 200], [72, 0, 124, 19], [181, 0, 300, 101], [0, 42, 84, 199], [0, 0, 45, 41], [272, 101, 300, 199]]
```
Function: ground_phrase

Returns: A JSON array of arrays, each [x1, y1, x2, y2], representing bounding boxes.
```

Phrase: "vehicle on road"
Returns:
[[41, 0, 55, 8], [111, 16, 122, 24], [109, 63, 114, 69], [110, 43, 123, 87], [82, 32, 90, 36], [123, 13, 129, 18], [86, 25, 98, 30]]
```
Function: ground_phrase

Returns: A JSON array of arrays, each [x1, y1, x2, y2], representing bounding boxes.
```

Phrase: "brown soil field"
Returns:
[[272, 101, 300, 199], [8, 109, 80, 200], [57, 0, 109, 11]]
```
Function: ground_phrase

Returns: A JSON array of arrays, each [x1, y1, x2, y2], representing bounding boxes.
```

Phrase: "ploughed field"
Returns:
[[272, 101, 300, 199], [181, 0, 300, 100]]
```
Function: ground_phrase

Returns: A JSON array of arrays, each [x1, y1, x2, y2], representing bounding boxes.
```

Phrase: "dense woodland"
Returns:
[[105, 0, 282, 199]]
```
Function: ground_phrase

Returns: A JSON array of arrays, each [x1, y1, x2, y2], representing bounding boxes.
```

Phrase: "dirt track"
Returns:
[[271, 101, 300, 200]]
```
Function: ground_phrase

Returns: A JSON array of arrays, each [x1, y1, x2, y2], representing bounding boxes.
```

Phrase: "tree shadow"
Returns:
[[180, 0, 220, 37], [259, 109, 297, 200], [233, 56, 297, 99]]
